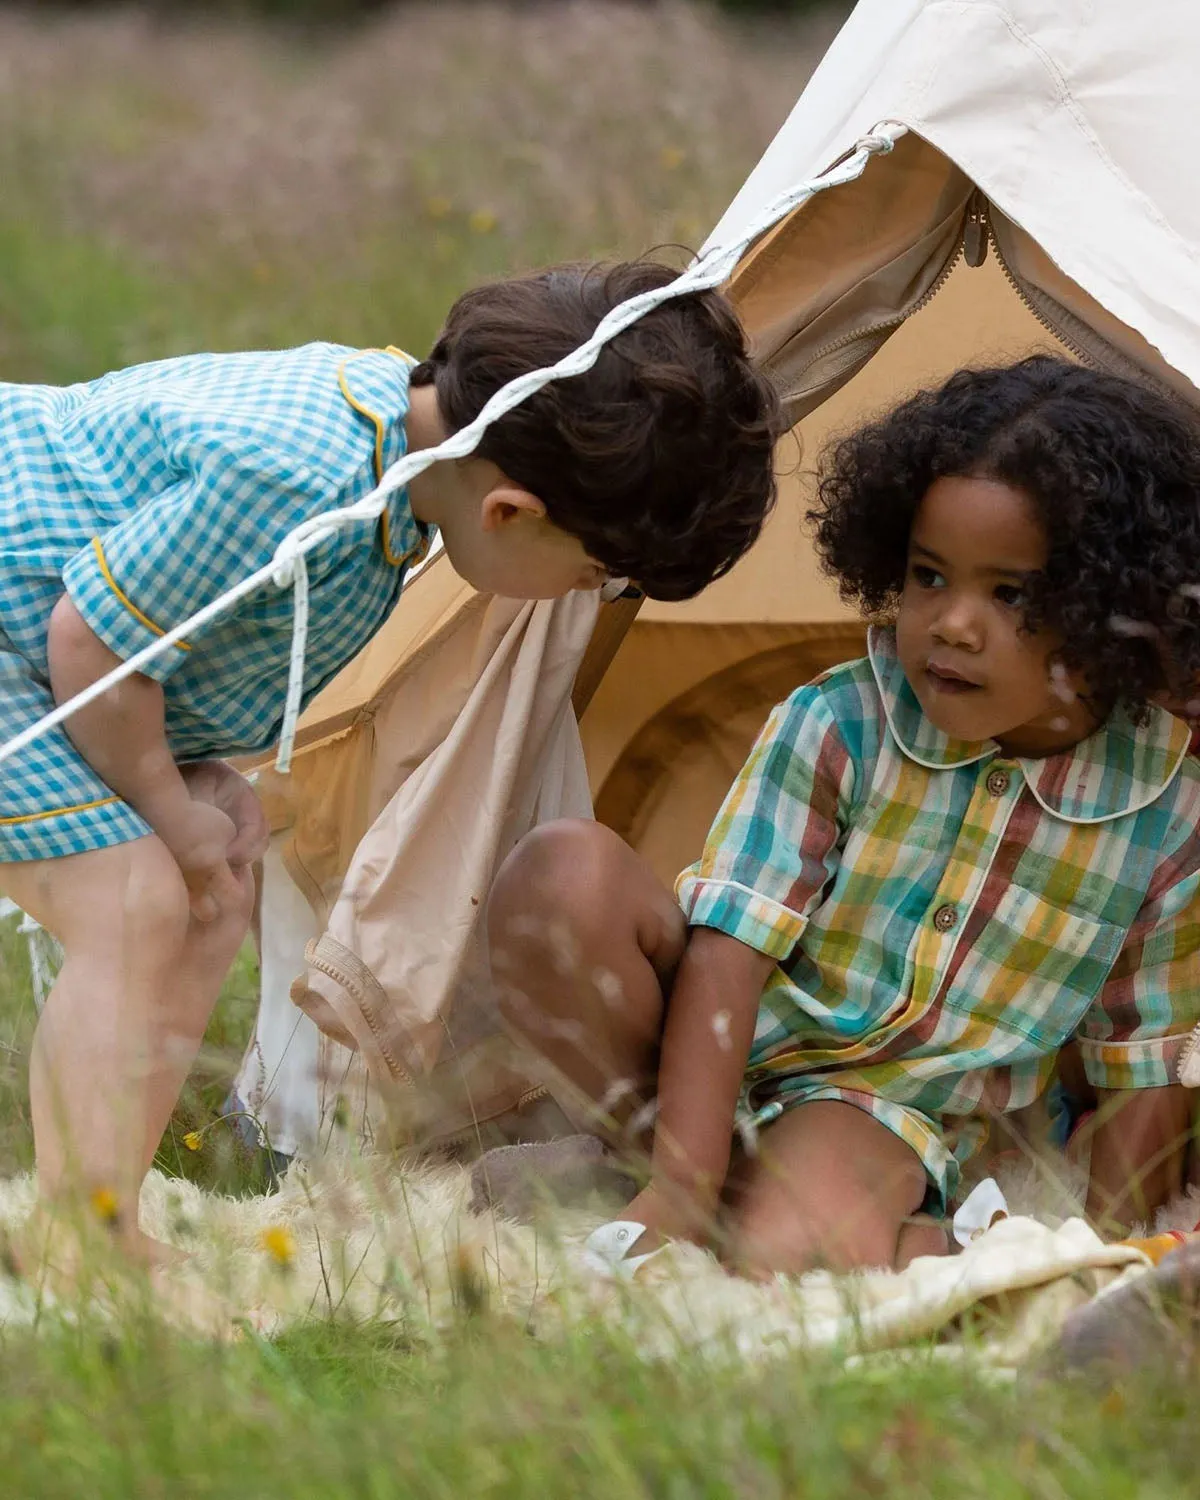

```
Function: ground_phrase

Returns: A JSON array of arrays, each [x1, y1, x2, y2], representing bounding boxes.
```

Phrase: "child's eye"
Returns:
[[994, 583, 1025, 608], [910, 564, 944, 589]]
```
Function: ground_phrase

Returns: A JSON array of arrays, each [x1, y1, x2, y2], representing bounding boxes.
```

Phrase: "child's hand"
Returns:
[[178, 761, 270, 869], [155, 799, 244, 924], [153, 763, 267, 923], [619, 1181, 716, 1253]]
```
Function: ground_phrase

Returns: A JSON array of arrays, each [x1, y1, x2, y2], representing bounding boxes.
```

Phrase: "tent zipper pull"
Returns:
[[963, 190, 990, 268]]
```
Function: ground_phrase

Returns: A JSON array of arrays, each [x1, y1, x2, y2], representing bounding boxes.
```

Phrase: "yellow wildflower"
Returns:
[[660, 145, 686, 171], [467, 208, 497, 235], [90, 1187, 120, 1226], [182, 1130, 203, 1153], [260, 1225, 296, 1267], [424, 195, 453, 220]]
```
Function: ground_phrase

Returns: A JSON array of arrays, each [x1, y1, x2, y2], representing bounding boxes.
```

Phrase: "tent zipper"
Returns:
[[794, 186, 1148, 389], [965, 193, 1188, 407], [965, 195, 1104, 369], [421, 1083, 550, 1155]]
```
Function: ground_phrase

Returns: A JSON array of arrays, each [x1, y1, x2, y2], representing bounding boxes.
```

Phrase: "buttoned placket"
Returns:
[[909, 756, 1023, 1010]]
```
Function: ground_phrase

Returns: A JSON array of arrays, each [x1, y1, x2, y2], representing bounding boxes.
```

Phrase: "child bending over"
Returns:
[[490, 356, 1200, 1277], [0, 260, 780, 1268]]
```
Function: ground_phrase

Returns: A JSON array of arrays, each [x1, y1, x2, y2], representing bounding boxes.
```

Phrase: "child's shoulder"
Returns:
[[1164, 742, 1200, 817], [766, 653, 884, 758], [73, 342, 409, 486], [776, 653, 879, 714], [86, 341, 362, 407]]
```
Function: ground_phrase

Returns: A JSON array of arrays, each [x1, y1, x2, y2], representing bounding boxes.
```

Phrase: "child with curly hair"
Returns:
[[489, 355, 1200, 1276], [0, 259, 780, 1270]]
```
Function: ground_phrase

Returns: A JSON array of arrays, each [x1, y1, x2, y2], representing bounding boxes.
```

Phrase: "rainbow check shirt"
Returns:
[[676, 628, 1200, 1205], [0, 342, 429, 861]]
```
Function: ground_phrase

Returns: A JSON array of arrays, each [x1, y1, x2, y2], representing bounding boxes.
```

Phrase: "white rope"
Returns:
[[271, 538, 310, 774], [0, 121, 905, 777]]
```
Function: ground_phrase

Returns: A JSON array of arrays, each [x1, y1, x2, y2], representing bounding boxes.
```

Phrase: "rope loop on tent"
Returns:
[[0, 119, 908, 779], [854, 129, 899, 156]]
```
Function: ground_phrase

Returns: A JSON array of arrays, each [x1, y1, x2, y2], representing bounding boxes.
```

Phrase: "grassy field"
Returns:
[[0, 3, 1194, 1494]]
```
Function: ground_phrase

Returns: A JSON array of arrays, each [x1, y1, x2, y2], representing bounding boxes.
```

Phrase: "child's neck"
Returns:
[[403, 385, 451, 529], [993, 698, 1102, 760]]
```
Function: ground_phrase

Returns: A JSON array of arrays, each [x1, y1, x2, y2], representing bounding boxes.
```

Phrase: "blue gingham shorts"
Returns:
[[0, 646, 150, 862]]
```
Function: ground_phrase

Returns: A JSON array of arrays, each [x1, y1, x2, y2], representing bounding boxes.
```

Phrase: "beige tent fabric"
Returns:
[[281, 585, 598, 1148], [586, 621, 869, 886], [709, 0, 1200, 402]]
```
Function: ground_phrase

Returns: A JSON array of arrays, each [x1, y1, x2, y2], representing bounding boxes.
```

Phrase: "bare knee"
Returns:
[[119, 839, 193, 934], [491, 821, 628, 933], [20, 838, 192, 955], [490, 820, 681, 960], [727, 1102, 929, 1278]]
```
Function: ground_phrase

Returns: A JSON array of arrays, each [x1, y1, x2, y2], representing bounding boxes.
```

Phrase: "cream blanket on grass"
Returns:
[[0, 1154, 1193, 1368]]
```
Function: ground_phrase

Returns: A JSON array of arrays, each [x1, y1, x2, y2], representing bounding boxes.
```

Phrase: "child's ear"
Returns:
[[480, 482, 546, 532]]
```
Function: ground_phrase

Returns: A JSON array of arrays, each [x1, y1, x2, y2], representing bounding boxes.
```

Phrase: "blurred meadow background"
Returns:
[[1, 5, 1194, 1495], [0, 0, 843, 383]]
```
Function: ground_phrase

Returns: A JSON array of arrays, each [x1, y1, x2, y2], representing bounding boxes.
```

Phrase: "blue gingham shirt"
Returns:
[[0, 343, 427, 757]]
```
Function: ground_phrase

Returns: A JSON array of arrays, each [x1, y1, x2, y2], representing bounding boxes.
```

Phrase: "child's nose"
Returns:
[[931, 595, 984, 649]]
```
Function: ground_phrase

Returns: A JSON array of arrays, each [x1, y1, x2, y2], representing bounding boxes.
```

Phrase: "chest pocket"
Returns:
[[944, 882, 1126, 1050]]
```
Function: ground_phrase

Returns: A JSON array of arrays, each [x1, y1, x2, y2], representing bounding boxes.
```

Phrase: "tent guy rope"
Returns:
[[0, 123, 905, 776]]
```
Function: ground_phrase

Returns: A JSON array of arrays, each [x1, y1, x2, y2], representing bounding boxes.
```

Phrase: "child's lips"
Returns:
[[925, 662, 982, 695]]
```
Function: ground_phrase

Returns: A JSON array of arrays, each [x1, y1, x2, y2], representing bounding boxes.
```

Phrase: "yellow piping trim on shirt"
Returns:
[[0, 794, 121, 826], [336, 347, 428, 569], [90, 538, 192, 651]]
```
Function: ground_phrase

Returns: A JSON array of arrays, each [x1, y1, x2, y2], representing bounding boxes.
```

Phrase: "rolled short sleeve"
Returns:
[[62, 445, 335, 684], [674, 685, 856, 961], [1077, 837, 1200, 1090]]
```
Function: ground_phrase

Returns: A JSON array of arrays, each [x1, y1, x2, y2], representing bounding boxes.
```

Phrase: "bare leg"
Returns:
[[138, 864, 255, 1175], [726, 1099, 938, 1278], [487, 820, 685, 1138], [1, 836, 253, 1266]]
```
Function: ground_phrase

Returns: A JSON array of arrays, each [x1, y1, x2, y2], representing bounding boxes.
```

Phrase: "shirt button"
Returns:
[[985, 768, 1011, 797], [933, 903, 959, 933]]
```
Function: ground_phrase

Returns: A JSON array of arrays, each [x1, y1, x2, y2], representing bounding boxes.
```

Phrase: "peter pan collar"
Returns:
[[337, 347, 432, 570], [867, 626, 1189, 824]]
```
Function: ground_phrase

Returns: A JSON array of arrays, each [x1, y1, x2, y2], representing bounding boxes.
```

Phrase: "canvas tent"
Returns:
[[235, 0, 1200, 1156]]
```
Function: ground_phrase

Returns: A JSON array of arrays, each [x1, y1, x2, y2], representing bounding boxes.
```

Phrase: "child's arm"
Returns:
[[48, 595, 248, 921], [623, 928, 775, 1243], [1074, 785, 1200, 1237], [620, 683, 853, 1247], [1085, 1085, 1191, 1233]]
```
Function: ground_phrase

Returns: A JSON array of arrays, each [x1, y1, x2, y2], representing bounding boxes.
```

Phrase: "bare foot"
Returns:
[[10, 1203, 189, 1293], [7, 1209, 252, 1336], [896, 1217, 951, 1268]]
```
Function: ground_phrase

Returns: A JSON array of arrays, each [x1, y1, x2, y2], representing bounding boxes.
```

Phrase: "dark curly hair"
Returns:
[[410, 259, 783, 601], [808, 355, 1200, 715]]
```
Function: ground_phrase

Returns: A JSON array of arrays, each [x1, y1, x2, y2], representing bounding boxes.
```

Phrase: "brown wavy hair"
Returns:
[[410, 260, 783, 600]]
